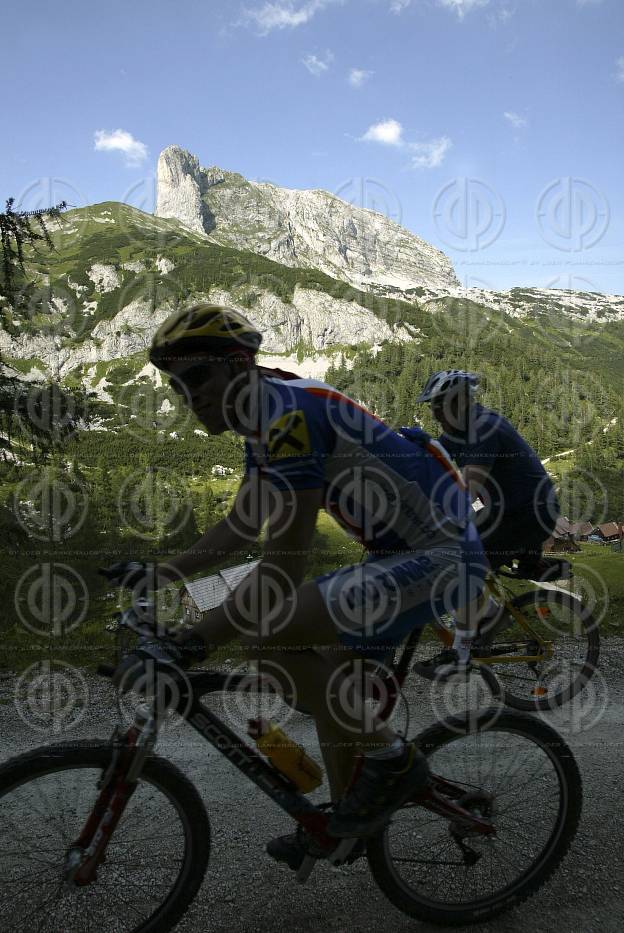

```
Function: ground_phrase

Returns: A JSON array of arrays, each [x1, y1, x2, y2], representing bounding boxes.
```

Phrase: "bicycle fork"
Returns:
[[64, 704, 158, 886]]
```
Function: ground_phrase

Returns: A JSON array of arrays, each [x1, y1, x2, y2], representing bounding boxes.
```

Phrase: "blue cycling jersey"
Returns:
[[439, 404, 554, 515], [244, 376, 473, 552]]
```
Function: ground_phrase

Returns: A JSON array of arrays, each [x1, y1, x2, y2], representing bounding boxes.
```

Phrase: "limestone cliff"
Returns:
[[155, 145, 459, 292]]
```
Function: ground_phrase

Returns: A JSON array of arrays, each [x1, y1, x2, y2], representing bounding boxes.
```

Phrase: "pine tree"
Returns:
[[0, 197, 67, 305]]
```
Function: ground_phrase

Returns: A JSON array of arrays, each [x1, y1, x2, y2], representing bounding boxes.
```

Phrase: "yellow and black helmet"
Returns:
[[149, 303, 262, 369]]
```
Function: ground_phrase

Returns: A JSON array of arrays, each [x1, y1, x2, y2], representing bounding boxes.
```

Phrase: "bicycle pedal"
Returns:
[[328, 839, 358, 867], [296, 854, 317, 883]]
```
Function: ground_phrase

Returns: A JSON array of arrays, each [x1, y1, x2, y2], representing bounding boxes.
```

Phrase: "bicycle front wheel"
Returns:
[[367, 710, 582, 926], [0, 741, 211, 933], [478, 588, 600, 711]]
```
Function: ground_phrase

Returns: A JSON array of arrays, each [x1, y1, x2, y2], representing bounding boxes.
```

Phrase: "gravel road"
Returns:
[[1, 641, 623, 933]]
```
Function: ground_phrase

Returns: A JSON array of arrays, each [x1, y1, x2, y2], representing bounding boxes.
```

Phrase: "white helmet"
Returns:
[[416, 370, 479, 403]]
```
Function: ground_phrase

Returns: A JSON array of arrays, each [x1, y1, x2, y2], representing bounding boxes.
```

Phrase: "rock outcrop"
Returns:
[[155, 145, 459, 292], [0, 284, 413, 379]]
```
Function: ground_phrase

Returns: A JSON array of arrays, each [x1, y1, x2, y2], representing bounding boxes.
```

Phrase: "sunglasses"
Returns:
[[168, 365, 211, 397]]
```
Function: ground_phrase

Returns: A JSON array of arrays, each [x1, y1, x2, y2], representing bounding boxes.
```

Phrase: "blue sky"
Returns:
[[3, 0, 623, 293]]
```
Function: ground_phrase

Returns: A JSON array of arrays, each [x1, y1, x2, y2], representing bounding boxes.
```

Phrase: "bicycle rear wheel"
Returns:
[[0, 741, 211, 933], [367, 710, 581, 925], [475, 588, 599, 711]]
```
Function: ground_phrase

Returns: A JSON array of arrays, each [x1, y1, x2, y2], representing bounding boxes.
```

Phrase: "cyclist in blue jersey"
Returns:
[[416, 370, 560, 665], [113, 306, 488, 869]]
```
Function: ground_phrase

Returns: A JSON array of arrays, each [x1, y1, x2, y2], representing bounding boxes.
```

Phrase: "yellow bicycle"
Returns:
[[412, 557, 600, 711]]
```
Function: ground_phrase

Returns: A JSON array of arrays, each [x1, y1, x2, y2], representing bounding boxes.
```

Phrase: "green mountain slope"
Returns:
[[1, 200, 623, 666]]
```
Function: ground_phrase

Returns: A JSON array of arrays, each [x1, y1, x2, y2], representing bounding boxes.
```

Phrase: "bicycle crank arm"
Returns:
[[296, 854, 318, 883], [328, 839, 359, 867]]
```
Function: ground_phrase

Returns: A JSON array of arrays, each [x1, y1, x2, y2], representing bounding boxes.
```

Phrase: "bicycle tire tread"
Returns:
[[366, 711, 582, 926], [501, 588, 600, 711], [0, 740, 211, 933]]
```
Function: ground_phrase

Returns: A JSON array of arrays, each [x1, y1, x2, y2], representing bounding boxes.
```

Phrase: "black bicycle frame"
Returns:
[[178, 671, 334, 841], [94, 649, 495, 862], [175, 668, 494, 841]]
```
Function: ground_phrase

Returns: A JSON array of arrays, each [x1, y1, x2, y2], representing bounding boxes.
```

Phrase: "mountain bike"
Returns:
[[411, 556, 600, 711], [0, 599, 582, 930]]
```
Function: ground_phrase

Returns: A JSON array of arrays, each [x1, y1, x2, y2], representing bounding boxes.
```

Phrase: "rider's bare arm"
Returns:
[[160, 475, 266, 583], [177, 486, 323, 650], [260, 485, 323, 590]]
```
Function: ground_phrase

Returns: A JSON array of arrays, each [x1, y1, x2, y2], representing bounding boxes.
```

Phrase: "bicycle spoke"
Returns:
[[0, 762, 191, 933], [379, 722, 567, 910]]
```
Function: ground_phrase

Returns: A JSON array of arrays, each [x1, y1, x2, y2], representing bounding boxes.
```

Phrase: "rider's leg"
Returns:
[[250, 549, 483, 836], [452, 591, 496, 659], [253, 650, 374, 799], [244, 640, 398, 800]]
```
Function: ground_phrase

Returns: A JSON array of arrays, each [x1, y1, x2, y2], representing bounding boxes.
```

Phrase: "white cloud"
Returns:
[[437, 0, 489, 18], [576, 0, 604, 6], [361, 118, 404, 145], [503, 110, 528, 128], [349, 67, 373, 87], [241, 0, 340, 34], [409, 136, 452, 168], [302, 50, 334, 75], [616, 56, 624, 83], [488, 3, 514, 24], [93, 129, 148, 166], [389, 0, 412, 12], [359, 119, 451, 168]]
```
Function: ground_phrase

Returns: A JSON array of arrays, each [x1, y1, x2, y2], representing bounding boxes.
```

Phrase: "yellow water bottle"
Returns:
[[248, 718, 323, 793]]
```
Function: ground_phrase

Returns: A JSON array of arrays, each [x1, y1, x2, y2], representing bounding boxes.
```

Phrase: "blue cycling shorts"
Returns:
[[315, 523, 488, 660]]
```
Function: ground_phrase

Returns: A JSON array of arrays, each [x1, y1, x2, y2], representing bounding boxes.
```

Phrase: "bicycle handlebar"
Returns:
[[98, 561, 154, 586]]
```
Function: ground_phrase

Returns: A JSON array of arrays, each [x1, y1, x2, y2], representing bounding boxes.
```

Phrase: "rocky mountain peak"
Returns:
[[155, 145, 460, 292]]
